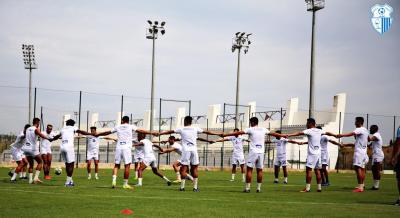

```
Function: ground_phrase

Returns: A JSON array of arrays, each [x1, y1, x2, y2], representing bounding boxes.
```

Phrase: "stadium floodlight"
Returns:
[[305, 0, 325, 118], [146, 20, 166, 137], [231, 32, 252, 128], [22, 44, 37, 123]]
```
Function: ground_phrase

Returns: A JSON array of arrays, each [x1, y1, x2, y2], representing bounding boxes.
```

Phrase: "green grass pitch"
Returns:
[[0, 167, 398, 217]]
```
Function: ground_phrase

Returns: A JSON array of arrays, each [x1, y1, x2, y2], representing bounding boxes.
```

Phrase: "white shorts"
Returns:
[[134, 155, 144, 163], [181, 150, 199, 166], [306, 154, 321, 169], [41, 146, 52, 155], [372, 155, 384, 163], [11, 147, 25, 162], [274, 156, 287, 167], [61, 148, 75, 164], [143, 156, 157, 168], [353, 153, 369, 168], [87, 150, 99, 161], [246, 152, 264, 169], [115, 148, 132, 165], [231, 154, 245, 165], [321, 152, 330, 165], [22, 148, 40, 157]]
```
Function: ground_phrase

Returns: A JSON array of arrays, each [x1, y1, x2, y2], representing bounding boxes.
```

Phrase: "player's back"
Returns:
[[371, 132, 383, 156], [172, 142, 183, 155], [141, 139, 155, 158], [175, 126, 202, 151], [11, 131, 25, 149], [112, 124, 137, 149], [303, 128, 324, 155], [320, 135, 329, 152], [60, 126, 78, 150], [25, 126, 37, 146], [244, 127, 269, 154], [354, 127, 369, 155]]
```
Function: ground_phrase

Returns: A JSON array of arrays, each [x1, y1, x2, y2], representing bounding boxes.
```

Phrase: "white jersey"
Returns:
[[86, 135, 101, 152], [371, 132, 384, 158], [111, 124, 138, 149], [353, 127, 369, 156], [244, 127, 269, 154], [174, 127, 203, 152], [11, 131, 25, 149], [303, 128, 325, 156], [228, 136, 245, 155], [141, 139, 155, 159], [320, 135, 329, 154], [60, 126, 78, 150], [25, 126, 38, 147], [171, 142, 183, 156], [41, 131, 56, 150], [272, 138, 288, 158]]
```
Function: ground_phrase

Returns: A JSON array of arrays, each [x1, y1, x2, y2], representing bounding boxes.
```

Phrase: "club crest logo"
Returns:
[[371, 4, 393, 35]]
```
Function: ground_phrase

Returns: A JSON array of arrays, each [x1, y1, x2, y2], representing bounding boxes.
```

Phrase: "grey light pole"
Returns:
[[305, 0, 325, 118], [22, 44, 37, 123], [146, 20, 166, 135], [232, 32, 252, 128]]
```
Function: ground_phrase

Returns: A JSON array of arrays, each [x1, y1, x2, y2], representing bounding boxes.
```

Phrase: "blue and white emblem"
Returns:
[[371, 4, 393, 35]]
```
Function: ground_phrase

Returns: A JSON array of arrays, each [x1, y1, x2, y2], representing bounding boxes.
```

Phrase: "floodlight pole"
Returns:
[[235, 48, 241, 129], [150, 30, 156, 137], [22, 44, 37, 123], [28, 66, 32, 122]]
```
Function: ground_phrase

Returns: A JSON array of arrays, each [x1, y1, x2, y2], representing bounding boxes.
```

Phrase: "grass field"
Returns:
[[0, 167, 399, 218]]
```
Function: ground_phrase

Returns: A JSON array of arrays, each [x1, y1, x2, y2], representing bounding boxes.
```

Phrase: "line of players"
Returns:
[[7, 115, 387, 194]]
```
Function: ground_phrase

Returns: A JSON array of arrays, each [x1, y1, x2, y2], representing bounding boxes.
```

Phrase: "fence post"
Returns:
[[337, 112, 342, 173], [220, 147, 223, 170], [298, 148, 301, 169], [366, 113, 369, 129], [85, 110, 89, 162], [106, 142, 110, 163], [120, 95, 124, 118], [76, 91, 82, 168], [280, 107, 283, 132], [206, 119, 209, 167], [33, 87, 37, 118], [394, 116, 397, 141]]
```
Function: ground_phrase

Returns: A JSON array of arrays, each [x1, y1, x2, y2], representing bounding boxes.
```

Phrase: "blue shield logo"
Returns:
[[371, 4, 393, 35]]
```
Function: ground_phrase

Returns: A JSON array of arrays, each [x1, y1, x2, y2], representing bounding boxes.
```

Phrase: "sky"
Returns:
[[0, 0, 399, 134]]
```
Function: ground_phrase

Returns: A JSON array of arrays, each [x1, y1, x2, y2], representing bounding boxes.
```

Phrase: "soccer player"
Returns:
[[9, 124, 30, 182], [392, 126, 400, 205], [267, 130, 303, 185], [81, 126, 116, 180], [316, 126, 342, 187], [335, 117, 369, 192], [95, 116, 158, 189], [285, 118, 336, 192], [21, 118, 52, 184], [213, 128, 249, 182], [134, 133, 172, 186], [133, 140, 144, 181], [222, 117, 286, 193], [41, 124, 56, 180], [52, 119, 92, 187], [368, 125, 384, 190], [158, 116, 222, 192]]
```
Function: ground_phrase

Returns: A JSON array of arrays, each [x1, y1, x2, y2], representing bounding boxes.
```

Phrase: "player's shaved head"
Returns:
[[66, 119, 75, 126], [316, 126, 322, 130], [138, 132, 146, 140], [370, 125, 378, 134], [249, 117, 258, 127], [234, 128, 240, 132], [122, 116, 129, 124], [184, 116, 192, 126], [90, 126, 96, 130], [355, 117, 364, 126], [306, 118, 316, 128], [24, 124, 31, 130], [32, 117, 40, 125]]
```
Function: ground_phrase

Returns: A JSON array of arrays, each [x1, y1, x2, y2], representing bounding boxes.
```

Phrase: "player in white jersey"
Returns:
[[133, 139, 144, 180], [9, 124, 30, 182], [315, 126, 341, 187], [213, 128, 249, 182], [266, 130, 303, 185], [222, 117, 286, 193], [133, 133, 172, 186], [161, 135, 211, 183], [286, 118, 336, 192], [21, 118, 52, 184], [159, 116, 222, 192], [335, 117, 369, 192], [368, 125, 384, 190], [41, 124, 56, 180], [80, 126, 116, 180], [95, 116, 159, 189], [52, 119, 91, 187]]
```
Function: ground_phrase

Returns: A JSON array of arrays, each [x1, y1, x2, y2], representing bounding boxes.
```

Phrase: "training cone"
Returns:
[[120, 209, 134, 215]]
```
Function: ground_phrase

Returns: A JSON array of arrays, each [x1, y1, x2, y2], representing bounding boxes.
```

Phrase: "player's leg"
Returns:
[[122, 163, 131, 189], [179, 164, 189, 191], [244, 152, 256, 192], [33, 155, 43, 183], [173, 161, 182, 182], [94, 159, 99, 180], [134, 161, 139, 179], [151, 164, 171, 185], [26, 155, 34, 184], [41, 154, 48, 178], [10, 160, 21, 182], [239, 163, 245, 182], [137, 162, 146, 186], [255, 154, 264, 192], [353, 166, 364, 192], [231, 164, 237, 181], [301, 167, 313, 192], [371, 161, 381, 190], [112, 148, 122, 188], [87, 159, 92, 179], [322, 164, 329, 185], [47, 153, 52, 179], [190, 164, 199, 191], [395, 168, 400, 205], [273, 165, 280, 184], [282, 166, 288, 184], [314, 168, 322, 192], [21, 157, 28, 179]]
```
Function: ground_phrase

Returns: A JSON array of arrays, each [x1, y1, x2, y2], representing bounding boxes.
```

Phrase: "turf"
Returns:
[[0, 167, 398, 218]]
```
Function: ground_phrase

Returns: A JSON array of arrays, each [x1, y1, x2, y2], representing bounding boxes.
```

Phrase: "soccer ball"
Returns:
[[55, 167, 62, 175]]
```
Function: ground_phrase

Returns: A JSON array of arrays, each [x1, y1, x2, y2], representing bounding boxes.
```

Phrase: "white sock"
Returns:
[[95, 173, 98, 177], [358, 184, 364, 190], [66, 176, 72, 183], [11, 173, 17, 180], [112, 175, 117, 182], [374, 180, 380, 188], [257, 183, 262, 190], [88, 174, 91, 178], [274, 178, 279, 182], [186, 174, 194, 181], [284, 177, 288, 183], [29, 173, 33, 183], [163, 176, 171, 182], [317, 183, 322, 190], [19, 172, 23, 178], [123, 179, 128, 185], [176, 172, 181, 180], [306, 183, 311, 191], [242, 174, 246, 182], [135, 171, 138, 178], [231, 174, 235, 180], [34, 170, 40, 180], [138, 178, 143, 185], [245, 183, 251, 190], [180, 179, 186, 189], [193, 178, 198, 189], [22, 172, 26, 177]]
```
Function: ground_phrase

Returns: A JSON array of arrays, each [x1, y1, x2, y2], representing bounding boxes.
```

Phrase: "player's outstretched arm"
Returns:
[[336, 132, 355, 138], [132, 142, 144, 147], [35, 128, 50, 140], [197, 137, 215, 143], [136, 129, 160, 136], [50, 133, 62, 142], [288, 140, 305, 145], [212, 138, 230, 143], [285, 132, 304, 138], [158, 130, 175, 136], [159, 147, 176, 154], [77, 130, 91, 136], [269, 132, 287, 138], [152, 144, 164, 152], [95, 131, 112, 137], [203, 130, 224, 137], [341, 143, 354, 147], [102, 137, 117, 142], [222, 131, 245, 137], [328, 140, 342, 147], [324, 132, 338, 137]]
